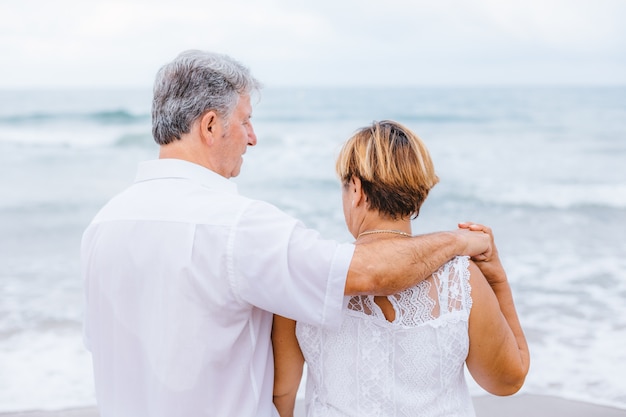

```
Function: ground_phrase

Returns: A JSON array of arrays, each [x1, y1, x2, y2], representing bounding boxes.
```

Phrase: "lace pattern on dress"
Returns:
[[296, 256, 475, 417], [346, 255, 472, 327]]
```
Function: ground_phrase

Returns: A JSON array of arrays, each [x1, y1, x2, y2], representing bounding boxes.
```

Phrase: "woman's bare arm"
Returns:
[[272, 315, 305, 417], [345, 229, 491, 296], [465, 259, 530, 396]]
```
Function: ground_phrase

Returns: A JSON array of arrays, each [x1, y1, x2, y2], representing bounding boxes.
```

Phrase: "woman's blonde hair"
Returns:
[[336, 120, 439, 219]]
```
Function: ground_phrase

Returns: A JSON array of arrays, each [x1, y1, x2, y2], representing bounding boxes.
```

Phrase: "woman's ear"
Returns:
[[352, 176, 365, 207]]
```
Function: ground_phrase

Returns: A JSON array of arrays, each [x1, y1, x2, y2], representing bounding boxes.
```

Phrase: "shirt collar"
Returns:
[[135, 159, 238, 194]]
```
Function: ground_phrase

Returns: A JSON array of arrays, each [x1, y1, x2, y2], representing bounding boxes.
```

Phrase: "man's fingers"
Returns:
[[459, 222, 492, 235], [458, 222, 478, 230]]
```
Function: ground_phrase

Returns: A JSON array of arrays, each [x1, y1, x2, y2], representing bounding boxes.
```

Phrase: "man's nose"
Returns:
[[248, 125, 257, 146]]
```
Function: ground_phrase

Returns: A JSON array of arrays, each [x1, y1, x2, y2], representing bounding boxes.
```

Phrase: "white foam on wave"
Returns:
[[498, 251, 626, 409], [522, 326, 626, 409], [0, 330, 95, 412], [0, 123, 150, 148], [472, 182, 626, 209]]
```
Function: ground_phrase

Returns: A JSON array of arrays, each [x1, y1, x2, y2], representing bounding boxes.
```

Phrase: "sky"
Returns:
[[1, 0, 625, 88]]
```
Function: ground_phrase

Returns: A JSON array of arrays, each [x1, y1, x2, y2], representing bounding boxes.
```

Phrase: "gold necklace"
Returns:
[[357, 229, 412, 239]]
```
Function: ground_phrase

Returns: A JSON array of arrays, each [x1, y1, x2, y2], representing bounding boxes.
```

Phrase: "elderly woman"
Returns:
[[272, 120, 530, 417]]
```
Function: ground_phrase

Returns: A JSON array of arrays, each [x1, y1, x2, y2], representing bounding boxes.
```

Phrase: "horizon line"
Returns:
[[1, 83, 626, 91]]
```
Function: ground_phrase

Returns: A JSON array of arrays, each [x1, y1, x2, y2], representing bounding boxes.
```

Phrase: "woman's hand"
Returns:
[[458, 222, 507, 286]]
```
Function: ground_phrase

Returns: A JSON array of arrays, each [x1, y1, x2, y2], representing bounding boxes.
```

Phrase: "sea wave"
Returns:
[[6, 97, 490, 126], [255, 111, 493, 124], [0, 109, 149, 125], [114, 132, 155, 147], [436, 182, 626, 210], [0, 122, 152, 148], [486, 183, 626, 209]]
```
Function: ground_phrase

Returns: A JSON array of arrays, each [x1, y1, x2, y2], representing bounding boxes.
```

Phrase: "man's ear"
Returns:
[[199, 111, 218, 145]]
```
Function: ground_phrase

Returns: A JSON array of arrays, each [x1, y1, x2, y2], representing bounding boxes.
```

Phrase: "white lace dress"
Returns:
[[296, 256, 475, 417]]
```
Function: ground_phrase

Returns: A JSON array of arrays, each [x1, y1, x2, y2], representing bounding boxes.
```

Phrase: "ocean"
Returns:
[[0, 86, 625, 412]]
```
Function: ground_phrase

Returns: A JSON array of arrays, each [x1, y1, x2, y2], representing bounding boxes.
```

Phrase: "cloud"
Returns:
[[0, 0, 624, 87], [476, 0, 626, 50]]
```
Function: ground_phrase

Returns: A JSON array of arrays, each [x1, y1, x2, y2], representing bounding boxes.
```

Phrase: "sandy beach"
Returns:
[[1, 395, 625, 417]]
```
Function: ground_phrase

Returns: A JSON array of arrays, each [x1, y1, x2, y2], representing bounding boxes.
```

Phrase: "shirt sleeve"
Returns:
[[231, 200, 353, 329]]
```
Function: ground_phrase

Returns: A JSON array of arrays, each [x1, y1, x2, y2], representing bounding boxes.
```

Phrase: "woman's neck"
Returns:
[[355, 219, 412, 242]]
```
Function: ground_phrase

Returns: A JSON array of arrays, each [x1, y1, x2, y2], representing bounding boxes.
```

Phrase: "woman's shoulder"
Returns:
[[429, 255, 473, 314], [433, 255, 471, 282]]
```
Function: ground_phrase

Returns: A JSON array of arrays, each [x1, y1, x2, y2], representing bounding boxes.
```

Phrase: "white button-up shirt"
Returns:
[[81, 159, 353, 417]]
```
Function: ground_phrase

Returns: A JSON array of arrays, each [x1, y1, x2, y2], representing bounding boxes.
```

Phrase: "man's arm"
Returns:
[[345, 229, 491, 295]]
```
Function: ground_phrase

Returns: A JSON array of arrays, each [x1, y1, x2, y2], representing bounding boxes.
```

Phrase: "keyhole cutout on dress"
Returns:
[[373, 296, 396, 322]]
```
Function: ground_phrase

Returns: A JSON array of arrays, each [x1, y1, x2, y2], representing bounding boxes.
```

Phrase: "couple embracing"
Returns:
[[82, 50, 529, 417]]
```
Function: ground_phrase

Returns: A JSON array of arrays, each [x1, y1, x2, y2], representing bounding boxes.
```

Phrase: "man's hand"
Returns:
[[458, 222, 507, 286], [453, 227, 491, 261], [458, 222, 498, 262]]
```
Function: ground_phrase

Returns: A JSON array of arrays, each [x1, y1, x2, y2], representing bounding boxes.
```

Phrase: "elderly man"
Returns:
[[81, 50, 490, 417]]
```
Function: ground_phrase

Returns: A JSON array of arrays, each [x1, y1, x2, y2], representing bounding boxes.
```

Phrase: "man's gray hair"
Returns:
[[151, 50, 262, 145]]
